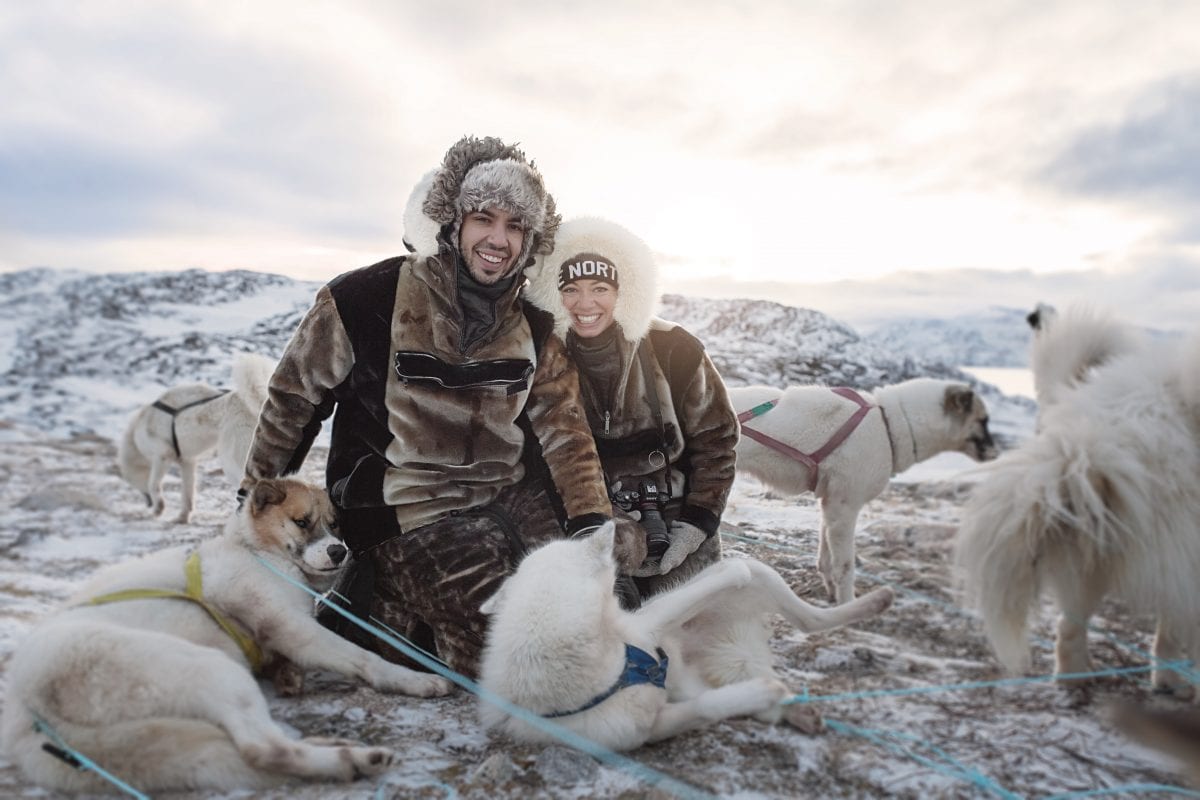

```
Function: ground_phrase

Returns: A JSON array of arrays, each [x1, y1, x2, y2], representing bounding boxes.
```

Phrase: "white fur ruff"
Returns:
[[524, 216, 660, 341]]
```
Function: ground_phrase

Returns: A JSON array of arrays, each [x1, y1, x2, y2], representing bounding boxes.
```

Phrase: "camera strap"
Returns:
[[636, 338, 670, 476]]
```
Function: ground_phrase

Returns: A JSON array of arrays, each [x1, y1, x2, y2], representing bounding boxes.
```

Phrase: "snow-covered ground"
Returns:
[[0, 416, 1193, 799], [0, 269, 1194, 797]]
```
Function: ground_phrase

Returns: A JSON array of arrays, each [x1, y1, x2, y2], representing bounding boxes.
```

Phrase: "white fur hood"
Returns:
[[523, 216, 660, 342]]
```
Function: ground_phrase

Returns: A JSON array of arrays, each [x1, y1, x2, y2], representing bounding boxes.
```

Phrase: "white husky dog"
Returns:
[[2, 478, 453, 794], [729, 379, 997, 604], [478, 523, 894, 750], [117, 352, 275, 522], [956, 321, 1200, 698]]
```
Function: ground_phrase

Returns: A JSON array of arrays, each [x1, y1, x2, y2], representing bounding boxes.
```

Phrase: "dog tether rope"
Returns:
[[30, 712, 150, 800]]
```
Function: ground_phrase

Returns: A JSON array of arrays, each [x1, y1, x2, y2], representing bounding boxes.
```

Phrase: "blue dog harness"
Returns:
[[543, 643, 669, 718]]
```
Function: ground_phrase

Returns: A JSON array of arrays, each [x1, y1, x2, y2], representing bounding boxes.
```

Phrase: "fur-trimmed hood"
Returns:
[[524, 216, 660, 342], [417, 136, 560, 272], [401, 169, 440, 258]]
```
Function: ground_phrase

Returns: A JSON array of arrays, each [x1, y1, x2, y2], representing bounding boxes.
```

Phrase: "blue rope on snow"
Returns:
[[825, 718, 1023, 800], [31, 713, 150, 800], [783, 662, 1192, 706]]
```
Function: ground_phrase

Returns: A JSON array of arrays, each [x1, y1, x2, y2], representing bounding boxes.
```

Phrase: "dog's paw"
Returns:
[[781, 703, 824, 734], [411, 674, 455, 698], [346, 745, 395, 780], [174, 511, 192, 524], [268, 660, 306, 697]]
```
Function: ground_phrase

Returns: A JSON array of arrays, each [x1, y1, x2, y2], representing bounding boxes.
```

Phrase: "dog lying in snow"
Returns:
[[956, 313, 1200, 698], [117, 352, 275, 523], [477, 522, 894, 750], [1, 478, 453, 794], [728, 378, 997, 604]]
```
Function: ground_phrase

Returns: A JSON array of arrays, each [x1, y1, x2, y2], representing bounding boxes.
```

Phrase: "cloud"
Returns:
[[1040, 73, 1200, 220]]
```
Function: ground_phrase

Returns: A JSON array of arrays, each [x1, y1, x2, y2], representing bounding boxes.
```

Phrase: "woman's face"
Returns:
[[560, 279, 618, 338]]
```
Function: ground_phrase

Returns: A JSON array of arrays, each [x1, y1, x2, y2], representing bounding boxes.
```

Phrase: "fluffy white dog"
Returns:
[[956, 317, 1200, 699], [1, 478, 453, 794], [477, 523, 894, 750], [729, 378, 997, 604], [1026, 302, 1146, 420], [117, 352, 275, 522]]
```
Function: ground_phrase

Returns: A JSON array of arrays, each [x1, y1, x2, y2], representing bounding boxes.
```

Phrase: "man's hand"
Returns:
[[659, 521, 708, 574]]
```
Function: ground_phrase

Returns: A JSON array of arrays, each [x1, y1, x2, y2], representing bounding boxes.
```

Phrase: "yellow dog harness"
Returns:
[[84, 551, 264, 673]]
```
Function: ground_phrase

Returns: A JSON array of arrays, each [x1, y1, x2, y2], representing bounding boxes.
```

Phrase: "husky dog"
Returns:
[[117, 352, 275, 522], [478, 523, 894, 750], [729, 379, 997, 604], [1026, 302, 1146, 420], [956, 322, 1200, 698], [1, 478, 453, 793]]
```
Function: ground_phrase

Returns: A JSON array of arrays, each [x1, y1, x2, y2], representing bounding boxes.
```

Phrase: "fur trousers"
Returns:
[[365, 478, 565, 679]]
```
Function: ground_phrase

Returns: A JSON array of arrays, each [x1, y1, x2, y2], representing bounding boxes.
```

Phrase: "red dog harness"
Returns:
[[737, 387, 881, 492]]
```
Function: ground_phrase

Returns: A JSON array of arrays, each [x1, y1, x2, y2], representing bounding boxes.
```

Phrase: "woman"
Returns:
[[524, 217, 739, 601]]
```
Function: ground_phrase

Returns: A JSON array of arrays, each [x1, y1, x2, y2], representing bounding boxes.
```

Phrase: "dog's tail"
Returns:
[[1030, 303, 1143, 409], [746, 560, 894, 632], [4, 711, 279, 793], [115, 411, 152, 503], [230, 352, 275, 413], [954, 420, 1149, 673]]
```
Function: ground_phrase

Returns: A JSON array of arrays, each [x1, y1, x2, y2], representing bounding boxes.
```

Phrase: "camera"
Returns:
[[612, 480, 671, 564]]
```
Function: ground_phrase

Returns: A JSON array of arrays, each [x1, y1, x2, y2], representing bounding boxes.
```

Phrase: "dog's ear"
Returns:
[[480, 582, 507, 615], [250, 479, 289, 514], [943, 385, 977, 418], [591, 520, 617, 561]]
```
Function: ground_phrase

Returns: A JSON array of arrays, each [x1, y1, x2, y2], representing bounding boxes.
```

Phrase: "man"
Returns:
[[243, 136, 645, 677]]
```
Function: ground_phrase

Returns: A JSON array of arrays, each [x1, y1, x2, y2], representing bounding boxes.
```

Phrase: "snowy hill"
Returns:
[[862, 306, 1036, 368], [0, 268, 1033, 443]]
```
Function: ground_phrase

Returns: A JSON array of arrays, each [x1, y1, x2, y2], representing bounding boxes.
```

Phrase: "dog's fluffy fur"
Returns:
[[117, 353, 275, 522], [1027, 302, 1146, 421], [956, 311, 1200, 698], [1, 478, 453, 794], [729, 378, 997, 604], [477, 523, 894, 750]]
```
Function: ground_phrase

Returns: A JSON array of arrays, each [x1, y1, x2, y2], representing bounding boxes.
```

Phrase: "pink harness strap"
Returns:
[[737, 387, 875, 492]]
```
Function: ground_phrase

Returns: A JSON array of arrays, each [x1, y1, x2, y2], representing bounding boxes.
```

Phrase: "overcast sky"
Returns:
[[2, 0, 1199, 322]]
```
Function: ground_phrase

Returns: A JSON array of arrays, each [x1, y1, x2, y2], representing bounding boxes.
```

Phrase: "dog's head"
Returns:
[[1026, 301, 1057, 332], [481, 521, 617, 620], [943, 384, 999, 462], [237, 478, 345, 589]]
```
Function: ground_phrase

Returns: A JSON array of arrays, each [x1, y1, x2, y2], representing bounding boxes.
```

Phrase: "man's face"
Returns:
[[458, 207, 526, 285]]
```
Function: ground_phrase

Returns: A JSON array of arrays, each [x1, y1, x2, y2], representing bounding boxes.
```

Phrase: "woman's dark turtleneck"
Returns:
[[569, 323, 621, 408]]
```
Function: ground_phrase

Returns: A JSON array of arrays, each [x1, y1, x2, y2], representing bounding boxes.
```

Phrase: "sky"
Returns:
[[2, 0, 1199, 327]]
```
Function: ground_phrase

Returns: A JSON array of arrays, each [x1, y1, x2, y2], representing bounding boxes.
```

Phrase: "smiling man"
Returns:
[[243, 136, 645, 677]]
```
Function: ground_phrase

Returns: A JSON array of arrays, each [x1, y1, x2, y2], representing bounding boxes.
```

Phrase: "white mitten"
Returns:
[[659, 521, 709, 574]]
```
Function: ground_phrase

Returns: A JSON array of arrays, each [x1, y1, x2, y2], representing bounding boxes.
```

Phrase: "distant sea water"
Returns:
[[960, 366, 1035, 400]]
